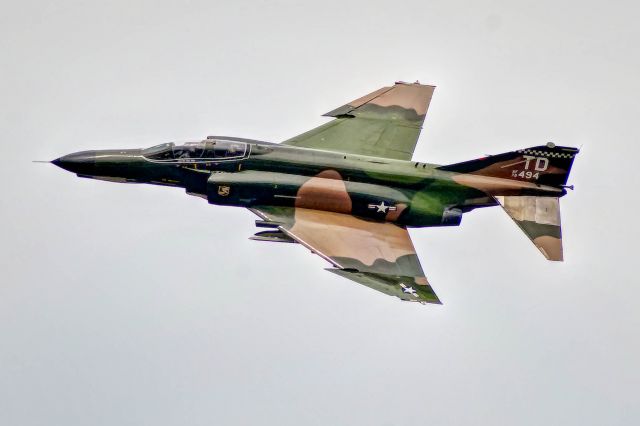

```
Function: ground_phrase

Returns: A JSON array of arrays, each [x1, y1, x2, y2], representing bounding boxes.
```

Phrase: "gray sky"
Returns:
[[1, 1, 639, 425]]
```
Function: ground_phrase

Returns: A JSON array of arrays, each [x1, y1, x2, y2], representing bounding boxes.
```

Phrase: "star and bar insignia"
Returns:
[[368, 201, 397, 213], [400, 283, 418, 297]]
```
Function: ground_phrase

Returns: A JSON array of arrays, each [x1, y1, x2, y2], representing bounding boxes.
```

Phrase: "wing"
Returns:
[[281, 82, 435, 161], [249, 206, 441, 304]]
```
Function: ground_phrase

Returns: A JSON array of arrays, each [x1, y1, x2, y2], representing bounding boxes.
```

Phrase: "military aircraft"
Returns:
[[51, 82, 578, 304]]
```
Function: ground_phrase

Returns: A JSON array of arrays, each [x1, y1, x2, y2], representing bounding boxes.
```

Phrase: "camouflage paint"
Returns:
[[495, 196, 563, 261], [284, 82, 435, 160], [52, 82, 579, 305]]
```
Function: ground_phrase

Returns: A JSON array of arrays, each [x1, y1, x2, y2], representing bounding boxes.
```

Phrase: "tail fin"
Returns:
[[495, 196, 563, 261], [438, 143, 579, 187], [438, 143, 579, 261]]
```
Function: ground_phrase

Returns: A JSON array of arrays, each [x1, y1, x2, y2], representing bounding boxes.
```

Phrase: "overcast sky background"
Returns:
[[1, 1, 639, 425]]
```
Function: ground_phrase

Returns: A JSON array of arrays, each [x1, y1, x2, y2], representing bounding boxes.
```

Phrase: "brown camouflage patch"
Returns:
[[290, 208, 416, 267], [385, 202, 407, 222], [295, 170, 352, 214], [533, 236, 563, 261], [363, 82, 434, 118], [452, 174, 563, 195]]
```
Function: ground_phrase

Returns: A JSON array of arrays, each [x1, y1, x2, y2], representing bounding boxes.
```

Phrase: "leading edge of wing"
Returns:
[[249, 206, 441, 305]]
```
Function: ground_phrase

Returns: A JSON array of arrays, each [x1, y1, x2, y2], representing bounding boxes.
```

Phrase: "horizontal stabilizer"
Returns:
[[495, 196, 563, 261]]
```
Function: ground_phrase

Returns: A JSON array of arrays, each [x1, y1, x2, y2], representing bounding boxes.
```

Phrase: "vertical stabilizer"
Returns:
[[438, 143, 579, 187], [495, 196, 563, 261]]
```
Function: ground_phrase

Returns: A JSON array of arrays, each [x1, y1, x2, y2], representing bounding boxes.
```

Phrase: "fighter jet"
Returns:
[[52, 82, 578, 304]]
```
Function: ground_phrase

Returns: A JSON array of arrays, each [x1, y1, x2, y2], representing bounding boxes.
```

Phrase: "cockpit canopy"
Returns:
[[142, 138, 249, 162]]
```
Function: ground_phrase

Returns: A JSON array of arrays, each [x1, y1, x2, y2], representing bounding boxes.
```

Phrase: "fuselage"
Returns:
[[48, 80, 578, 303], [53, 137, 509, 227]]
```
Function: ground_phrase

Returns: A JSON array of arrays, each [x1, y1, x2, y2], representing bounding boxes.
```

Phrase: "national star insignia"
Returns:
[[367, 201, 397, 213], [400, 283, 418, 297]]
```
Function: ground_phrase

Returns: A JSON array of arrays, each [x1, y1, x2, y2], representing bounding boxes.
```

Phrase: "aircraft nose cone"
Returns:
[[52, 150, 97, 174]]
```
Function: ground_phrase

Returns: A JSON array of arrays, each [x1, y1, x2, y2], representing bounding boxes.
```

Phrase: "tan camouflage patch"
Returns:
[[290, 208, 416, 267], [385, 202, 407, 222], [452, 174, 563, 195], [341, 86, 392, 110], [533, 236, 563, 261], [295, 170, 352, 214], [496, 196, 561, 225], [414, 276, 429, 286], [364, 83, 434, 117]]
